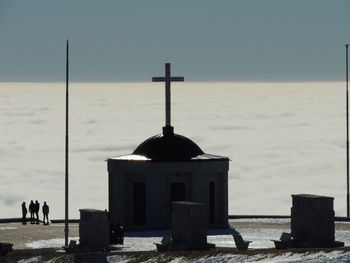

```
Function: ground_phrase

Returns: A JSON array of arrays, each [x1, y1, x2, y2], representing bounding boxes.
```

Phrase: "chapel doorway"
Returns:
[[170, 182, 186, 202], [209, 181, 215, 224], [133, 182, 146, 225]]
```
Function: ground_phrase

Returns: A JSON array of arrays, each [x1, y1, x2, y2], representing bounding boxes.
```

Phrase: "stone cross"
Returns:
[[152, 63, 184, 127]]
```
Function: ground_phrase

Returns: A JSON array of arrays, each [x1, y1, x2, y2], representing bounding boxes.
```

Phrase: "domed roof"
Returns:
[[132, 126, 204, 161]]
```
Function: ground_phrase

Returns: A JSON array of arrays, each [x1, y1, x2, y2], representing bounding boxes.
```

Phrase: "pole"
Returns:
[[346, 44, 349, 218], [64, 39, 69, 247], [165, 63, 171, 126]]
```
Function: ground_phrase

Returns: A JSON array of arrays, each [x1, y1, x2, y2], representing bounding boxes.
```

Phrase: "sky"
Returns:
[[0, 0, 349, 82], [0, 0, 350, 219]]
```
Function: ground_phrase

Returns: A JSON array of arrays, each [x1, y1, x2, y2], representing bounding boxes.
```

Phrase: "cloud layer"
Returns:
[[0, 82, 346, 218]]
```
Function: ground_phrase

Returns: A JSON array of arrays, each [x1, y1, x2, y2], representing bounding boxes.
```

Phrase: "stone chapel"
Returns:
[[107, 63, 229, 230]]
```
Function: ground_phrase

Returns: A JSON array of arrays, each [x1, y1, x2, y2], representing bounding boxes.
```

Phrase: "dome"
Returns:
[[132, 126, 204, 161]]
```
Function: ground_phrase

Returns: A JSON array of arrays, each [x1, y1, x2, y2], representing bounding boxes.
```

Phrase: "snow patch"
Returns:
[[25, 237, 79, 249], [114, 237, 161, 251], [243, 251, 350, 263], [107, 255, 130, 263], [17, 256, 42, 263], [169, 258, 186, 263], [231, 218, 290, 224], [165, 251, 350, 263], [0, 226, 17, 230]]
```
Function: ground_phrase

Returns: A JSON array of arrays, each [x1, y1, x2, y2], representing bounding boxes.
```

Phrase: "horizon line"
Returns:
[[0, 80, 345, 84]]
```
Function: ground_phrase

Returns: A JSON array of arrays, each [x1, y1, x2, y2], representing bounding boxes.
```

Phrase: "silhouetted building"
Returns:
[[107, 63, 229, 230]]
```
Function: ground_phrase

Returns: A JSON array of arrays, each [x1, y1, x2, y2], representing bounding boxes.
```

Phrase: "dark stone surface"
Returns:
[[291, 194, 342, 248], [0, 242, 13, 256], [170, 201, 213, 250], [79, 209, 109, 251]]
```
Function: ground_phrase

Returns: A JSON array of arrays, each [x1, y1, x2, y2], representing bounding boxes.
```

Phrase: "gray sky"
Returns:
[[0, 0, 349, 82]]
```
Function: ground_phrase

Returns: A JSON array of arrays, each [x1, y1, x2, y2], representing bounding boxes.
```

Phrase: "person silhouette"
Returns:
[[21, 202, 27, 225], [29, 200, 35, 224], [34, 200, 40, 224], [42, 201, 49, 225]]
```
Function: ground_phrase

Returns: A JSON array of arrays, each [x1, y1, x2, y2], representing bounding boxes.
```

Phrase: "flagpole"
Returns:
[[64, 39, 69, 247], [346, 43, 349, 218]]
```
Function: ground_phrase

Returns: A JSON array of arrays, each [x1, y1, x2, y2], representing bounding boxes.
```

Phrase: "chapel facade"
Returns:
[[107, 64, 230, 230]]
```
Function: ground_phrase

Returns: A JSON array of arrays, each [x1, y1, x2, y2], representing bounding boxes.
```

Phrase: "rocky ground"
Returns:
[[0, 223, 79, 249], [3, 246, 350, 263], [1, 220, 350, 262]]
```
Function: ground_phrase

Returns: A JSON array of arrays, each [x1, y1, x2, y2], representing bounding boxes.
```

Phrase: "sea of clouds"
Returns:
[[0, 82, 346, 219]]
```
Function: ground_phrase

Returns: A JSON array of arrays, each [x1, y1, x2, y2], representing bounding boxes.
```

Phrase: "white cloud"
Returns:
[[0, 82, 347, 219]]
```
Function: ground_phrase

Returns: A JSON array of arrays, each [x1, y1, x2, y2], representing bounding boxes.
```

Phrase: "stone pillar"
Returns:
[[291, 194, 336, 247], [79, 209, 109, 251], [172, 201, 209, 250]]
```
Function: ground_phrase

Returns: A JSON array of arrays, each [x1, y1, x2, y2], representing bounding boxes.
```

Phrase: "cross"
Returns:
[[152, 63, 184, 128]]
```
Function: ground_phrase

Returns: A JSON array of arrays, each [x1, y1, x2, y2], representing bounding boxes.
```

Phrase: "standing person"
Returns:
[[34, 200, 40, 224], [42, 201, 49, 225], [29, 200, 35, 224], [21, 202, 27, 225]]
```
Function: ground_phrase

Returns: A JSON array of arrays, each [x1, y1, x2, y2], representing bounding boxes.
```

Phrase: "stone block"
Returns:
[[0, 242, 13, 256], [291, 194, 341, 248], [79, 209, 109, 251], [171, 201, 209, 250], [292, 194, 333, 211]]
